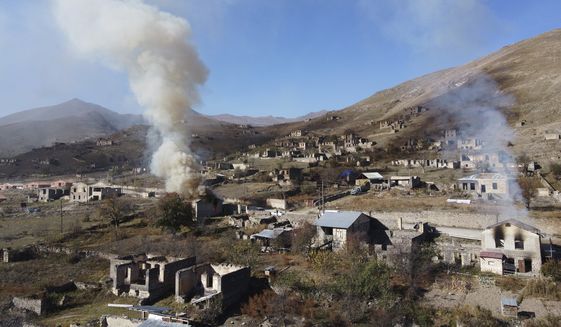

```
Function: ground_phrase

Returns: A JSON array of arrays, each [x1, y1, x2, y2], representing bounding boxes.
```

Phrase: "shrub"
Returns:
[[542, 260, 561, 282], [156, 193, 194, 232]]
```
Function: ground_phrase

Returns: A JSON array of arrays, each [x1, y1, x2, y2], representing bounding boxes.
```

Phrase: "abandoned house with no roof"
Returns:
[[110, 254, 196, 304], [176, 263, 250, 310]]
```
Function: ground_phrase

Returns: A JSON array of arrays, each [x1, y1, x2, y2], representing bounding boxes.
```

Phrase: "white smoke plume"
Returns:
[[429, 74, 529, 220], [53, 0, 207, 196]]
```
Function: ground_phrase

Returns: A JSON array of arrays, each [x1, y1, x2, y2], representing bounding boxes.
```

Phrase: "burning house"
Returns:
[[480, 220, 542, 275]]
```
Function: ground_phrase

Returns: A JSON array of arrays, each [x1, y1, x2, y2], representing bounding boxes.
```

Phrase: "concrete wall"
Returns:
[[267, 198, 287, 210], [12, 297, 44, 315], [370, 211, 561, 236], [176, 264, 206, 302], [480, 257, 503, 275], [219, 266, 251, 309]]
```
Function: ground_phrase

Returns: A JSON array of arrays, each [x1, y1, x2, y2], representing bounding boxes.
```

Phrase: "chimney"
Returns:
[[419, 222, 425, 234], [397, 217, 402, 230]]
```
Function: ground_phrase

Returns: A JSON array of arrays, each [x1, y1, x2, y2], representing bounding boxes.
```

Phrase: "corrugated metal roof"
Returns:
[[315, 211, 366, 229], [361, 172, 384, 180], [501, 297, 518, 307], [252, 228, 288, 239], [458, 173, 508, 181]]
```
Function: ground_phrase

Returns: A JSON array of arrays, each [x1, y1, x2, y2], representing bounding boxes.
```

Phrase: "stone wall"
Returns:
[[370, 211, 561, 236], [12, 297, 44, 315]]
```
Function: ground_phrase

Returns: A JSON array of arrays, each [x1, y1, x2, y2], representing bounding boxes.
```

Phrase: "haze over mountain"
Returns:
[[0, 99, 145, 156], [208, 110, 328, 126], [4, 29, 561, 170]]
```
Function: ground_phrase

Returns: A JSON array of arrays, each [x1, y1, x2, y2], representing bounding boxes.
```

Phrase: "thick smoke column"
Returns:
[[53, 0, 207, 196], [429, 74, 528, 220]]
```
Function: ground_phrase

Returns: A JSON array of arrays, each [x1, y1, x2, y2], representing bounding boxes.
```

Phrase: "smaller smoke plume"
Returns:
[[53, 0, 207, 196], [428, 74, 528, 220]]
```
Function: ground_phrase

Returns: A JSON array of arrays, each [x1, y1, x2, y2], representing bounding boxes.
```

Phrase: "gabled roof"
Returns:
[[252, 228, 290, 239], [486, 219, 540, 234], [360, 172, 384, 180], [315, 211, 368, 229]]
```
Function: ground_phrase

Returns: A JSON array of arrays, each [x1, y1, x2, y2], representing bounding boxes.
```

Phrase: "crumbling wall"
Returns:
[[175, 265, 204, 302], [162, 257, 196, 289], [12, 297, 44, 315], [218, 266, 251, 309]]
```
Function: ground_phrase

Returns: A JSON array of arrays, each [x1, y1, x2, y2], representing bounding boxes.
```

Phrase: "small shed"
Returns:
[[500, 297, 518, 317], [356, 172, 384, 186]]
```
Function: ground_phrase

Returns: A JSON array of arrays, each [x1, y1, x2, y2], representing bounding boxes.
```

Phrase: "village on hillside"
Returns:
[[4, 1, 561, 327], [3, 103, 561, 326]]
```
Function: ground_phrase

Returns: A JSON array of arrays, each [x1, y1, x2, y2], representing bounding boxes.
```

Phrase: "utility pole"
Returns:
[[60, 198, 63, 234], [321, 179, 324, 213]]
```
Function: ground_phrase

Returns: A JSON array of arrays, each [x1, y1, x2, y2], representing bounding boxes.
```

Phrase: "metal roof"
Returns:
[[315, 211, 367, 229], [501, 297, 518, 307], [361, 172, 384, 180], [458, 173, 508, 181], [251, 228, 289, 239]]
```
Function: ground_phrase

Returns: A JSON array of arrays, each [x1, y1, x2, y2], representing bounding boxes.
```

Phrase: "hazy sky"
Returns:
[[0, 0, 560, 118]]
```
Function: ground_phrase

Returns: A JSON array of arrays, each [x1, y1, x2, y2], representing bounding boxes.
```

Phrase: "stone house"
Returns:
[[271, 168, 303, 185], [110, 254, 196, 304], [457, 138, 484, 150], [315, 211, 371, 251], [96, 138, 114, 146], [544, 133, 560, 140], [480, 220, 542, 275], [193, 197, 224, 219], [389, 176, 421, 189], [37, 187, 66, 202], [290, 130, 303, 137], [50, 180, 72, 189], [176, 263, 250, 310], [251, 227, 293, 250], [457, 173, 515, 199], [89, 183, 122, 201], [372, 218, 435, 266], [355, 172, 384, 186], [70, 182, 89, 203], [70, 182, 122, 203]]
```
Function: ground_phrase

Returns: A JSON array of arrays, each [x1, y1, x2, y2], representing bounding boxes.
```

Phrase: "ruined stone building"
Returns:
[[457, 173, 516, 199], [389, 176, 422, 189], [70, 182, 122, 203], [315, 211, 371, 251], [110, 254, 196, 304], [460, 151, 512, 170], [192, 196, 224, 219], [175, 263, 250, 309], [480, 220, 542, 275], [371, 218, 435, 266], [37, 187, 66, 202], [250, 227, 293, 250], [457, 138, 484, 150]]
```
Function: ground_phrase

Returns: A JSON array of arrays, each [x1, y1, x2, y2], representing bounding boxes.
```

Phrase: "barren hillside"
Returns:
[[264, 29, 561, 162]]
